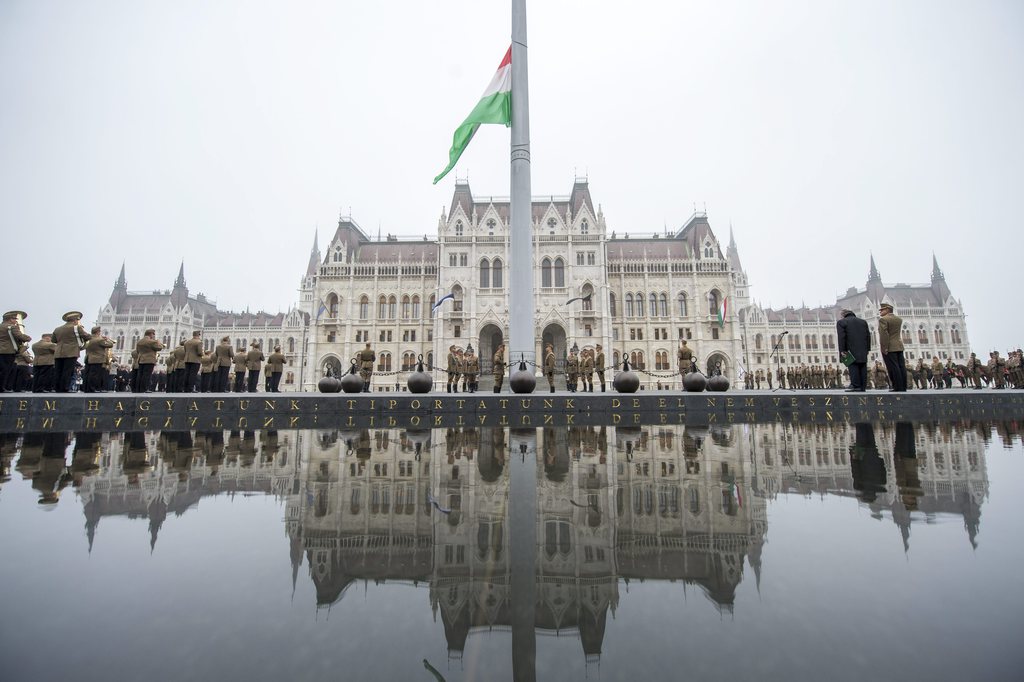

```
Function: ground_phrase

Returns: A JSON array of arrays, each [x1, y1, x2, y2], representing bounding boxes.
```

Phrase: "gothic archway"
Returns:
[[478, 323, 504, 375], [320, 355, 343, 378], [705, 352, 729, 378], [541, 323, 567, 372]]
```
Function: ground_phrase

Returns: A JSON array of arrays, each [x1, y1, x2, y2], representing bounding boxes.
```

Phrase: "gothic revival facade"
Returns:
[[97, 176, 970, 391]]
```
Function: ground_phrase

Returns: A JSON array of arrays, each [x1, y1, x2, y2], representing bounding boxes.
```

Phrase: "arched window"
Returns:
[[804, 334, 812, 349], [402, 352, 415, 371], [401, 295, 410, 319], [116, 332, 125, 350], [635, 351, 645, 370], [902, 328, 913, 344], [541, 258, 552, 287], [755, 334, 763, 350], [951, 326, 962, 344], [918, 326, 928, 344], [636, 293, 645, 317], [613, 350, 620, 367], [288, 337, 295, 353], [427, 295, 435, 318], [649, 293, 658, 317], [554, 258, 565, 287], [455, 220, 464, 237], [659, 294, 668, 317], [388, 295, 397, 319], [480, 258, 491, 288], [492, 259, 503, 288], [609, 293, 617, 317], [625, 294, 634, 317], [412, 295, 421, 319], [163, 331, 171, 347], [934, 326, 944, 344], [580, 219, 589, 234], [377, 352, 392, 372], [427, 351, 434, 369], [378, 295, 387, 319], [678, 293, 688, 317], [359, 296, 369, 320], [707, 290, 721, 316], [582, 283, 594, 311], [326, 293, 339, 317]]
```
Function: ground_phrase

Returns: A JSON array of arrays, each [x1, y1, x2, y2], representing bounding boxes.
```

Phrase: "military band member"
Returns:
[[135, 329, 164, 393], [52, 311, 90, 393], [581, 348, 595, 392], [183, 331, 203, 393], [268, 345, 286, 393], [544, 344, 556, 393], [200, 350, 216, 393], [232, 347, 248, 392], [358, 342, 375, 392], [492, 343, 506, 393], [245, 342, 265, 393], [215, 336, 234, 392], [464, 349, 479, 393], [31, 333, 57, 393], [566, 347, 579, 392], [83, 326, 113, 393], [170, 340, 186, 393], [446, 345, 459, 393], [14, 345, 33, 391], [0, 311, 31, 393], [595, 344, 606, 392]]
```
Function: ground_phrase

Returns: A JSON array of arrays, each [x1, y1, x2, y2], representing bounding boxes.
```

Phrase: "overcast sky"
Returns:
[[2, 0, 1021, 351]]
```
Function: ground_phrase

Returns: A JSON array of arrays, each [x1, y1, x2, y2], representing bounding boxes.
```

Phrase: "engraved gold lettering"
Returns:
[[659, 399, 667, 408], [86, 400, 98, 411], [544, 399, 553, 409], [706, 398, 717, 408], [41, 417, 54, 429], [411, 399, 421, 410], [115, 401, 125, 411], [410, 416, 420, 426], [612, 399, 620, 408], [263, 417, 274, 427], [289, 416, 300, 427], [240, 400, 250, 411], [214, 400, 224, 411], [238, 417, 248, 428], [544, 414, 553, 424], [290, 400, 299, 411], [520, 399, 531, 409], [43, 400, 57, 411], [435, 400, 443, 409]]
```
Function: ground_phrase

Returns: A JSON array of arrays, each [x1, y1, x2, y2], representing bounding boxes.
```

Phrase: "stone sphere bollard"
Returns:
[[509, 357, 536, 394], [613, 358, 640, 393], [682, 371, 707, 392], [341, 361, 364, 394], [318, 375, 342, 393], [707, 375, 730, 392], [407, 355, 433, 394]]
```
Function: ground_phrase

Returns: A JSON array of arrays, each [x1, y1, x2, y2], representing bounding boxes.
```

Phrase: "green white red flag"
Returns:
[[718, 296, 729, 328], [433, 46, 512, 185]]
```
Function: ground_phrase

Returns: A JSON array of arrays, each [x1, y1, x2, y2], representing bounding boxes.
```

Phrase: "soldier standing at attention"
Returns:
[[544, 344, 556, 393], [966, 353, 983, 389], [464, 349, 479, 393], [581, 348, 595, 392], [232, 346, 248, 392], [446, 345, 459, 393], [458, 349, 468, 392], [246, 342, 265, 393], [492, 343, 506, 393], [199, 350, 215, 393], [989, 351, 1006, 389], [595, 344, 607, 392], [878, 303, 907, 392], [83, 326, 114, 393], [183, 331, 203, 393], [135, 329, 164, 393], [170, 340, 186, 392], [677, 340, 694, 382], [52, 311, 89, 393], [215, 336, 234, 392], [31, 333, 57, 393], [268, 345, 286, 393], [0, 311, 31, 393], [358, 342, 375, 393], [566, 347, 579, 393]]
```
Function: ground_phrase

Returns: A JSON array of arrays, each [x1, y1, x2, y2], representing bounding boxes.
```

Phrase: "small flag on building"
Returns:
[[431, 292, 456, 315], [433, 46, 513, 185], [316, 299, 328, 319], [718, 296, 729, 328]]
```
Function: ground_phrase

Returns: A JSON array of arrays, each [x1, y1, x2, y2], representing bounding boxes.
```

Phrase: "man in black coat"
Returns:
[[837, 308, 870, 392]]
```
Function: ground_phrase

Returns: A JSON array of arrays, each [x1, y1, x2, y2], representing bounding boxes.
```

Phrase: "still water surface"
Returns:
[[1, 421, 1022, 681]]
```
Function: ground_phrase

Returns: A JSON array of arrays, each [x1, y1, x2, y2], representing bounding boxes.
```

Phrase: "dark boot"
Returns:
[[493, 386, 500, 393], [550, 387, 555, 393], [601, 385, 605, 392], [446, 383, 451, 393]]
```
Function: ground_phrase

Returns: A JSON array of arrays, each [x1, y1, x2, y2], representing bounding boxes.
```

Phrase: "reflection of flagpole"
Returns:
[[509, 0, 534, 375]]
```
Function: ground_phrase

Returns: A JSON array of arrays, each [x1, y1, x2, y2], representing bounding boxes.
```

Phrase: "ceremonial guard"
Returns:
[[268, 345, 286, 393], [677, 340, 694, 380], [492, 343, 505, 393], [170, 340, 186, 393], [463, 348, 479, 393], [878, 303, 906, 392], [215, 336, 234, 392], [31, 333, 57, 393], [245, 342, 265, 393], [581, 348, 595, 392], [83, 326, 113, 393], [544, 343, 556, 393], [14, 346, 33, 391], [0, 311, 31, 393], [358, 342, 375, 392], [777, 366, 786, 390], [183, 331, 203, 393], [989, 351, 1006, 389], [232, 347, 248, 392], [200, 350, 215, 393], [566, 347, 579, 392], [595, 344, 606, 392], [966, 353, 983, 389], [135, 329, 163, 393], [446, 345, 459, 393]]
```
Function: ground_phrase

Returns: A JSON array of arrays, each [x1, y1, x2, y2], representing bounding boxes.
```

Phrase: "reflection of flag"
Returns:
[[316, 299, 328, 319], [718, 296, 729, 328], [565, 292, 593, 306], [431, 292, 455, 315], [433, 46, 513, 185]]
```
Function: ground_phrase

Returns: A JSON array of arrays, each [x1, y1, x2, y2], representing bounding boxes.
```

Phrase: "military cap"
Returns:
[[145, 329, 156, 335], [90, 326, 102, 334], [879, 303, 893, 312], [221, 336, 230, 342], [3, 310, 27, 321], [62, 311, 83, 321]]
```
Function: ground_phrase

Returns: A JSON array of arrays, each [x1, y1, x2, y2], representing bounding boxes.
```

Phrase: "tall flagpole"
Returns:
[[510, 0, 534, 373]]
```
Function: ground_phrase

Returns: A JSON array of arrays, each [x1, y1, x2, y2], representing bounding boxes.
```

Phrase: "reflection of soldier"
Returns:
[[492, 343, 505, 393], [850, 423, 886, 502], [595, 344, 606, 392], [358, 342, 376, 392], [544, 344, 556, 393]]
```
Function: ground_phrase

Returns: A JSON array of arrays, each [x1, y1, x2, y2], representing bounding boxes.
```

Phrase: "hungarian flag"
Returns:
[[433, 46, 512, 185], [718, 296, 729, 328]]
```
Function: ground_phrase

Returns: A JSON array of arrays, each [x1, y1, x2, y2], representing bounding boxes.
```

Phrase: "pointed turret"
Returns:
[[171, 261, 188, 308], [866, 253, 885, 302], [930, 252, 951, 301], [726, 224, 743, 272], [305, 229, 321, 278], [109, 262, 128, 311]]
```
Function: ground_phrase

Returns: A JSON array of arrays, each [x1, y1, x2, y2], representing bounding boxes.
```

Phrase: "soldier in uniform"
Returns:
[[170, 340, 186, 392], [930, 357, 944, 390], [268, 345, 286, 393], [199, 350, 216, 393], [777, 366, 785, 390], [458, 349, 468, 392], [595, 344, 607, 392], [677, 340, 694, 381], [0, 311, 31, 393], [52, 311, 90, 393], [135, 329, 164, 393], [989, 351, 1006, 389], [83, 326, 113, 393], [492, 343, 506, 393], [246, 342, 265, 393], [358, 342, 375, 392], [446, 345, 459, 393], [544, 343, 556, 393], [31, 333, 57, 393], [183, 331, 203, 393], [215, 336, 234, 392], [14, 345, 33, 391], [878, 303, 907, 392], [464, 348, 479, 393], [581, 348, 595, 392], [566, 347, 579, 392], [232, 346, 248, 392]]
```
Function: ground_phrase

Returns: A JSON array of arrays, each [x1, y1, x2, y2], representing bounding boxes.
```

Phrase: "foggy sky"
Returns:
[[2, 0, 1021, 351]]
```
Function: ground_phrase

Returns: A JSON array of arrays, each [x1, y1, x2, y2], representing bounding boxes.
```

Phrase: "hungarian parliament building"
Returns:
[[96, 177, 971, 391]]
